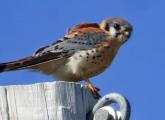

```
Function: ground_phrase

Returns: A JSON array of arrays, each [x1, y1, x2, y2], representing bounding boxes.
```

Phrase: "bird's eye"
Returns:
[[105, 24, 109, 31], [114, 23, 120, 30]]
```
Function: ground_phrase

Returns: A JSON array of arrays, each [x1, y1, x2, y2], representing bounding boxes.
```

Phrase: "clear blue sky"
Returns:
[[0, 0, 164, 119]]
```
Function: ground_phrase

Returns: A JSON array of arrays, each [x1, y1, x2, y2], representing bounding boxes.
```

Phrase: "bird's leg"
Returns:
[[85, 79, 101, 98]]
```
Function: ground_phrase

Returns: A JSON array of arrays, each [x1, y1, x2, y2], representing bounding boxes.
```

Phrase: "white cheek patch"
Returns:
[[110, 27, 117, 36]]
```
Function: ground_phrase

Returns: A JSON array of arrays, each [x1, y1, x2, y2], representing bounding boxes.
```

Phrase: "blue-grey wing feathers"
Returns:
[[0, 32, 107, 73]]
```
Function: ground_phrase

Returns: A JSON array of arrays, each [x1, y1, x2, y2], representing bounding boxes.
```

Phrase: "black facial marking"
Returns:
[[105, 24, 109, 31], [114, 23, 120, 31]]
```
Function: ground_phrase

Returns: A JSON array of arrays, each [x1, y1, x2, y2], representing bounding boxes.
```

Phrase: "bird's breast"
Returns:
[[54, 43, 121, 82]]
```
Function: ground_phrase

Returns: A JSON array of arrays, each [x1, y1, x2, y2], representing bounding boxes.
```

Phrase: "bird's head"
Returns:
[[100, 17, 133, 44]]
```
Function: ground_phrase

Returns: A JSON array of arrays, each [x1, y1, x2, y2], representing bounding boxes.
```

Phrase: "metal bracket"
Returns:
[[90, 93, 131, 120]]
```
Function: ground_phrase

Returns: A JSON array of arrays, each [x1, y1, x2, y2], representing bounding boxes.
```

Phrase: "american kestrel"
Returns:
[[0, 17, 132, 97]]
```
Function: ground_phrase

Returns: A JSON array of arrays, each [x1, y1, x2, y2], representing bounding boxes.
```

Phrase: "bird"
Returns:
[[0, 17, 132, 97]]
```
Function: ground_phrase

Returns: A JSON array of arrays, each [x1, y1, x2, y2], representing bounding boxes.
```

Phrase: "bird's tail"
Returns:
[[0, 51, 69, 74], [0, 56, 35, 73]]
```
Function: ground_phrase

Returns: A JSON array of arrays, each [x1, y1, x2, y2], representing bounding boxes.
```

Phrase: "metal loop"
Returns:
[[92, 93, 131, 120]]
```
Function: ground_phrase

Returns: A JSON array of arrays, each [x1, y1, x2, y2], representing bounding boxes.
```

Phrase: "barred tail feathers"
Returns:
[[0, 56, 34, 73]]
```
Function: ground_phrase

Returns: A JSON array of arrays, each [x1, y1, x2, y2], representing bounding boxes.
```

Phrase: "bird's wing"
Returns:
[[67, 22, 100, 35], [34, 22, 108, 56], [0, 23, 109, 73]]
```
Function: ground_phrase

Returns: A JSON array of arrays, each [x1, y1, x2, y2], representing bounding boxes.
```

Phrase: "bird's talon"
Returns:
[[85, 79, 101, 98], [94, 87, 100, 91]]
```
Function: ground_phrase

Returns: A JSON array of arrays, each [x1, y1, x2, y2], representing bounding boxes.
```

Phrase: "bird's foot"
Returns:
[[86, 79, 101, 99]]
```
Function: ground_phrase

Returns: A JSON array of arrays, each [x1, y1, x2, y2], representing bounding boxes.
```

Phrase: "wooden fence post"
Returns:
[[0, 81, 98, 120]]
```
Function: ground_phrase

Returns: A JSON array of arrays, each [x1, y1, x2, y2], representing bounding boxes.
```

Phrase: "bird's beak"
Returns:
[[119, 25, 133, 44], [125, 24, 133, 38]]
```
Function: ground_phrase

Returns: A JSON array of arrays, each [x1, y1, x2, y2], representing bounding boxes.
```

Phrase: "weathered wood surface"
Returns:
[[0, 81, 98, 120]]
